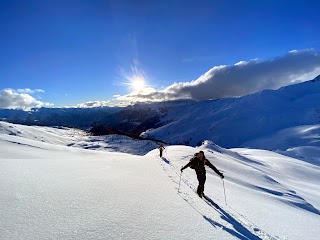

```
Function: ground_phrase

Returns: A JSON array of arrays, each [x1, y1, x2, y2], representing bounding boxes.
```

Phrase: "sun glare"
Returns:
[[121, 62, 148, 92], [132, 76, 145, 91]]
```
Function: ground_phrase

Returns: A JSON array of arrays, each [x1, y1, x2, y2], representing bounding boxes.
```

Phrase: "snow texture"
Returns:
[[241, 124, 320, 166], [0, 122, 319, 239]]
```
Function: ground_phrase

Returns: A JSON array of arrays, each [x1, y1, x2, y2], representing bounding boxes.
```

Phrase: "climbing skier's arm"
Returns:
[[205, 160, 224, 178], [181, 159, 193, 171]]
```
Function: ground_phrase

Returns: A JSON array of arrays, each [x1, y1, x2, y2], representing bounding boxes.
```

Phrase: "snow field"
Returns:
[[0, 123, 231, 239], [1, 122, 319, 239], [156, 145, 320, 240]]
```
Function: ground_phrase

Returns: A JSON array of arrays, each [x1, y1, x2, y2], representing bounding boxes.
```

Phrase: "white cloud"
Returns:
[[235, 60, 251, 66], [76, 100, 111, 108], [35, 89, 45, 93], [0, 89, 52, 110], [116, 88, 161, 103], [16, 88, 45, 94], [116, 49, 320, 103]]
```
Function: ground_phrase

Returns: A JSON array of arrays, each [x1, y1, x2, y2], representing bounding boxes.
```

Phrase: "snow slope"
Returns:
[[141, 77, 320, 148], [1, 123, 320, 239], [241, 124, 320, 166], [0, 121, 158, 155], [157, 142, 320, 240], [0, 123, 234, 240]]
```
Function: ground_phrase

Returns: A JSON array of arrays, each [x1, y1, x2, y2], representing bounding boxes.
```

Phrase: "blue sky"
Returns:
[[0, 0, 320, 108]]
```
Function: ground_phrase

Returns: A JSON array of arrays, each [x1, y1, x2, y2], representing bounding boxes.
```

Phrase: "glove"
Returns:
[[220, 173, 224, 179], [180, 167, 184, 172]]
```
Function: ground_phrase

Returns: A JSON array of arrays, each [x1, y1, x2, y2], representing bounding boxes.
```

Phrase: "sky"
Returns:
[[0, 0, 320, 109]]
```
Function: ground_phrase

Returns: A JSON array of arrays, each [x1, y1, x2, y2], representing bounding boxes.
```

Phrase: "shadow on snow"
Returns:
[[203, 195, 262, 240], [161, 157, 170, 165], [178, 192, 262, 240]]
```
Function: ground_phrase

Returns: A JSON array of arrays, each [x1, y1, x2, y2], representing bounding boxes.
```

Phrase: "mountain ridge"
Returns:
[[0, 77, 319, 152], [141, 76, 320, 149]]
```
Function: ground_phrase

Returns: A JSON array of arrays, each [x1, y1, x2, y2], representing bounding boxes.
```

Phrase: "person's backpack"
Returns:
[[189, 153, 198, 169]]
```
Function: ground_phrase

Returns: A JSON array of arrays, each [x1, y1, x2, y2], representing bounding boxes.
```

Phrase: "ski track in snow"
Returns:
[[154, 144, 320, 240], [1, 121, 320, 240], [157, 148, 279, 240]]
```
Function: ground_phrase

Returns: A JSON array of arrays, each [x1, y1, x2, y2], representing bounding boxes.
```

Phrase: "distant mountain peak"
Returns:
[[313, 75, 320, 82]]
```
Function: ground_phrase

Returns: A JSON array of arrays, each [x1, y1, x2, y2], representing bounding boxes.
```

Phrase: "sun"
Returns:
[[121, 63, 148, 91], [132, 76, 145, 91]]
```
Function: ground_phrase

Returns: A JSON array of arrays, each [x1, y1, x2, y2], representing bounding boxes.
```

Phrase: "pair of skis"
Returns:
[[178, 171, 227, 204]]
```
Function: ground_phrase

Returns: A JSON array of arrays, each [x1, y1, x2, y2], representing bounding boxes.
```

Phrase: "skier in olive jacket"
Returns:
[[181, 150, 224, 197]]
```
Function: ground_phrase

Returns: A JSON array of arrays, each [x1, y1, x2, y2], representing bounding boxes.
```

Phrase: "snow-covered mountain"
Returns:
[[0, 122, 319, 239], [0, 100, 190, 135], [0, 107, 121, 128], [0, 121, 159, 155], [241, 124, 320, 165], [141, 76, 320, 151], [1, 76, 319, 164], [1, 76, 319, 158]]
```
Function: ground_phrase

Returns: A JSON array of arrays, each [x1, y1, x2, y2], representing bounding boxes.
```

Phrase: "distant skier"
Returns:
[[158, 144, 165, 158], [181, 151, 224, 198]]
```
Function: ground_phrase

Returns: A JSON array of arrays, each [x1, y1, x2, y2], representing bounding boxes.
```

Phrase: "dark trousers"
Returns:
[[160, 150, 163, 157], [196, 172, 206, 194]]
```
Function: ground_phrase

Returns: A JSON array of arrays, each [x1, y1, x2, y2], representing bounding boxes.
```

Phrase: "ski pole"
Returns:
[[178, 171, 182, 193], [222, 179, 227, 205]]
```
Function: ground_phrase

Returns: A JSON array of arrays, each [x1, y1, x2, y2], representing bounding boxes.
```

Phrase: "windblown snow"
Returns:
[[0, 122, 319, 240]]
